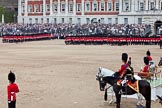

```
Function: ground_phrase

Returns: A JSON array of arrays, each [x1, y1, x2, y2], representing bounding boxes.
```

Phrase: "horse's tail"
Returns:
[[139, 80, 151, 108]]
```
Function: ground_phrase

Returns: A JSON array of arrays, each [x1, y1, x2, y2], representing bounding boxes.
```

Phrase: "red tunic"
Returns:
[[139, 65, 150, 77], [8, 83, 19, 101], [143, 65, 149, 72], [118, 63, 128, 76], [147, 56, 152, 61]]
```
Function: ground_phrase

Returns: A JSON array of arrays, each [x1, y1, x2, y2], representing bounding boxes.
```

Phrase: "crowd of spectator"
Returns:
[[0, 23, 151, 37]]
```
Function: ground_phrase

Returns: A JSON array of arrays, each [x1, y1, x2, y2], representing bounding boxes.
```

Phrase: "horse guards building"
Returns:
[[17, 0, 162, 34]]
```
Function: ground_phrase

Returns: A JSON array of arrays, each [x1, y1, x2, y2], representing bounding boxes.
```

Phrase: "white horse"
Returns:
[[97, 67, 144, 105]]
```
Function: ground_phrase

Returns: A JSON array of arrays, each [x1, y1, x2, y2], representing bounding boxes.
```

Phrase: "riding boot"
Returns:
[[131, 77, 136, 83], [118, 85, 123, 94], [118, 89, 123, 94]]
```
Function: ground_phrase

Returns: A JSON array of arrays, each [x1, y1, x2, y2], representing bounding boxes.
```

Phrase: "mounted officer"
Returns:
[[113, 53, 134, 94]]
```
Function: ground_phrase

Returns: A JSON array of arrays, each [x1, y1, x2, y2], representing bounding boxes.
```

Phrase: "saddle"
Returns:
[[117, 67, 135, 85], [127, 80, 139, 93], [118, 79, 139, 93], [117, 75, 139, 93]]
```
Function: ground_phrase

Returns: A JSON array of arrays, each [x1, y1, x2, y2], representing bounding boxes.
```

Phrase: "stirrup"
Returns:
[[118, 90, 123, 94]]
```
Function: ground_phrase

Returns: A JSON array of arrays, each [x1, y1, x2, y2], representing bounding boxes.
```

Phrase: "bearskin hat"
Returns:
[[8, 71, 16, 83], [122, 53, 128, 63], [146, 50, 151, 56]]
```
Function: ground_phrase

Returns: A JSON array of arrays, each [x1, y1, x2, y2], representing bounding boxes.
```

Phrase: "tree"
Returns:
[[0, 6, 14, 23]]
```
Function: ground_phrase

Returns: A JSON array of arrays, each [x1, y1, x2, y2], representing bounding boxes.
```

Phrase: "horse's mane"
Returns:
[[100, 67, 141, 80], [99, 67, 115, 77]]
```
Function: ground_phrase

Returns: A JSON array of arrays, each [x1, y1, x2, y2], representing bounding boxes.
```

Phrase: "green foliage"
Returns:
[[4, 10, 14, 23], [0, 6, 14, 23], [0, 6, 4, 22]]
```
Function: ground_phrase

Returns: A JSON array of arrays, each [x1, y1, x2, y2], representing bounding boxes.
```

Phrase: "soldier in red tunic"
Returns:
[[138, 57, 150, 77], [114, 53, 129, 94], [8, 71, 19, 108], [146, 50, 152, 62], [117, 53, 129, 78]]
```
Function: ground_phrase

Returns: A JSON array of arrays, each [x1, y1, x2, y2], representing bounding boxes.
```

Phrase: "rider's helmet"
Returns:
[[144, 56, 149, 65], [122, 53, 128, 63], [8, 71, 16, 83], [146, 50, 151, 56]]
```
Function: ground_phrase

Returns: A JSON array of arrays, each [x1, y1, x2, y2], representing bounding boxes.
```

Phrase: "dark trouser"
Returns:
[[8, 100, 16, 108]]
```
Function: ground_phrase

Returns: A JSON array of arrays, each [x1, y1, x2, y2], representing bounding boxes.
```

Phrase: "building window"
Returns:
[[101, 18, 104, 24], [93, 2, 98, 11], [77, 18, 81, 24], [108, 2, 112, 11], [124, 18, 128, 24], [150, 2, 155, 10], [53, 3, 58, 12], [34, 4, 39, 12], [29, 18, 32, 24], [138, 18, 142, 24], [125, 2, 129, 11], [86, 18, 90, 24], [140, 2, 144, 11], [108, 18, 112, 24], [69, 18, 72, 24], [22, 5, 25, 13], [40, 4, 43, 12], [47, 18, 49, 23], [54, 18, 57, 23], [61, 3, 65, 12], [91, 18, 97, 23], [115, 18, 118, 24], [115, 2, 119, 11], [85, 2, 90, 11], [35, 18, 38, 23], [62, 18, 64, 23], [69, 3, 73, 12], [46, 4, 50, 12], [41, 18, 43, 23], [100, 2, 105, 11], [77, 3, 81, 11], [28, 5, 33, 13]]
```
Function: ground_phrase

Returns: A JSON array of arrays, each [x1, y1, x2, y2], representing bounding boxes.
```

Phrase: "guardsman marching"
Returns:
[[8, 71, 19, 108]]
